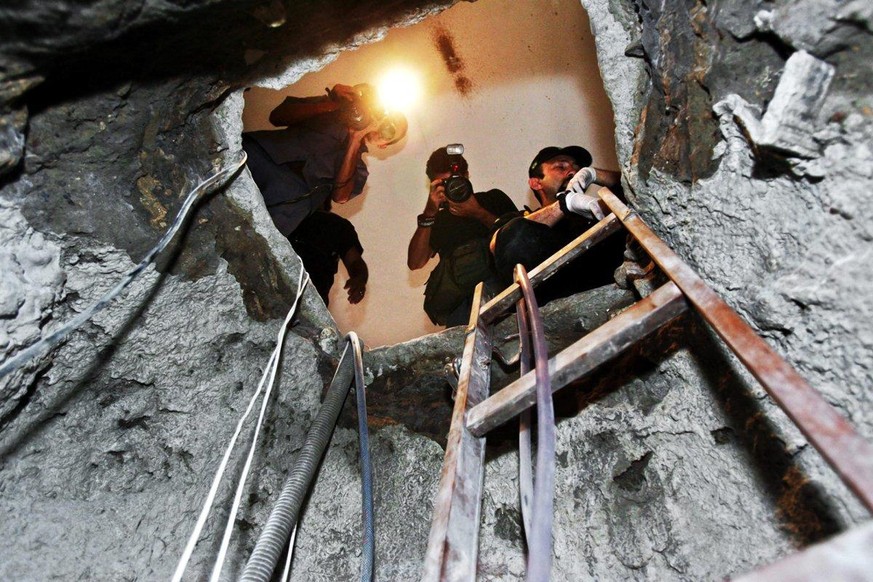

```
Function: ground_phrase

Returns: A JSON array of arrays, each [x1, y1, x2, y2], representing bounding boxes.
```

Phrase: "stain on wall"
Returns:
[[432, 25, 474, 97]]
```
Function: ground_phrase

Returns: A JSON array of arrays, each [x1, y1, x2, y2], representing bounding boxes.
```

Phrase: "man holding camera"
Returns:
[[408, 146, 517, 326], [491, 145, 625, 303], [242, 83, 408, 238]]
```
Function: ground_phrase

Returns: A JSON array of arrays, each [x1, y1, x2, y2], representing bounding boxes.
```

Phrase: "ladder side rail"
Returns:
[[599, 188, 873, 513], [467, 282, 687, 437], [480, 214, 623, 324], [422, 283, 492, 581]]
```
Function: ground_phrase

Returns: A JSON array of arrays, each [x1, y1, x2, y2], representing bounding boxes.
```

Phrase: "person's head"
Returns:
[[366, 112, 408, 149], [426, 146, 470, 181], [527, 146, 593, 206]]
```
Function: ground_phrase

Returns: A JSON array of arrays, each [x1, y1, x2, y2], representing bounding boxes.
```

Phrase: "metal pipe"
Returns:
[[348, 332, 375, 582], [516, 296, 534, 543], [241, 339, 358, 582], [515, 265, 555, 582]]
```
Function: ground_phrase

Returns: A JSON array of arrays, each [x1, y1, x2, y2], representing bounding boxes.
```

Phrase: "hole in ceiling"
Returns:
[[238, 0, 620, 348]]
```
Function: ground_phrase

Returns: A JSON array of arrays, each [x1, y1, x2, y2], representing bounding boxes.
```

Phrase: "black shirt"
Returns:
[[429, 189, 517, 257], [289, 211, 363, 305]]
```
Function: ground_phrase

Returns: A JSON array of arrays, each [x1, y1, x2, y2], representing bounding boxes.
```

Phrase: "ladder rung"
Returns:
[[467, 281, 687, 437], [480, 214, 624, 324]]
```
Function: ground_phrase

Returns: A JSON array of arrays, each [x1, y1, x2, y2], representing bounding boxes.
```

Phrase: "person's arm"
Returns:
[[522, 202, 565, 227], [269, 96, 337, 127], [407, 177, 445, 270], [341, 247, 369, 304], [331, 123, 372, 204], [524, 166, 620, 226], [268, 84, 359, 127]]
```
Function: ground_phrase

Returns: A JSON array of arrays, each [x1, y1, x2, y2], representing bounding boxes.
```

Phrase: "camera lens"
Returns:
[[378, 119, 396, 141], [444, 175, 474, 203]]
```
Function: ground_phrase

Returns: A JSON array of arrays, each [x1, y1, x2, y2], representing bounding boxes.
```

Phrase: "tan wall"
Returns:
[[243, 0, 618, 347]]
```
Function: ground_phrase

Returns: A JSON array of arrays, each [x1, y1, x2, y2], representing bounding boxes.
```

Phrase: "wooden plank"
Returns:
[[422, 283, 492, 581], [731, 522, 873, 582], [466, 282, 687, 437], [600, 188, 873, 514], [480, 214, 623, 324]]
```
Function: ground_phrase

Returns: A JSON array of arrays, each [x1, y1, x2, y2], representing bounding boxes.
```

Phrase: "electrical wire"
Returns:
[[240, 332, 374, 582], [171, 265, 308, 582], [0, 153, 248, 383], [209, 266, 310, 581], [279, 524, 298, 582]]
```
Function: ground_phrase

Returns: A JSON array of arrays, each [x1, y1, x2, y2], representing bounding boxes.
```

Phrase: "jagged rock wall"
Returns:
[[0, 1, 458, 580], [1, 0, 871, 580]]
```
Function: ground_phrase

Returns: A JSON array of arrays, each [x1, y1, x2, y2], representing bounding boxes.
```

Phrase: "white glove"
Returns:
[[562, 190, 606, 220], [565, 167, 597, 194]]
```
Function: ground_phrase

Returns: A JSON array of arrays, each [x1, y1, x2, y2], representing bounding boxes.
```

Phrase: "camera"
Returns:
[[442, 143, 474, 203], [332, 83, 395, 140]]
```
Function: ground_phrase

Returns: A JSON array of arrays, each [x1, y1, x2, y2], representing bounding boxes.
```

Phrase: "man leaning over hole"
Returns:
[[490, 146, 627, 304]]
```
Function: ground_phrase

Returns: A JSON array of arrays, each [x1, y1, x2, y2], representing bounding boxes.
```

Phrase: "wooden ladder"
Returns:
[[422, 189, 873, 581]]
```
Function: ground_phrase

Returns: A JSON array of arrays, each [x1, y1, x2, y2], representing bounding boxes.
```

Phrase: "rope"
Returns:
[[171, 265, 308, 582], [0, 153, 248, 383]]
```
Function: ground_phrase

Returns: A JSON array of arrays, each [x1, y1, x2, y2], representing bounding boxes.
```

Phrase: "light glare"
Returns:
[[377, 68, 420, 112]]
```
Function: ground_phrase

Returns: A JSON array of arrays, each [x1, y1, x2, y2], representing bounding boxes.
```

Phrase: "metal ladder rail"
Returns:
[[426, 190, 873, 580], [422, 284, 492, 581], [467, 190, 873, 513], [423, 214, 681, 581], [597, 189, 873, 512]]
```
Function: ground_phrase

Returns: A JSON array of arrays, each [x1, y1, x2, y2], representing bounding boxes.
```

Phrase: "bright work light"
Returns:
[[377, 67, 421, 112]]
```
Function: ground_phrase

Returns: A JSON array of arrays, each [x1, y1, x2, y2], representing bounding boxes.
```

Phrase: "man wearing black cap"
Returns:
[[408, 146, 517, 326], [491, 145, 624, 302]]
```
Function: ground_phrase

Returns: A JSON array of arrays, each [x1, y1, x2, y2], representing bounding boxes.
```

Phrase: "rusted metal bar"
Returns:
[[515, 265, 555, 582], [599, 188, 873, 513], [422, 283, 492, 581], [480, 214, 623, 324], [516, 279, 534, 544], [731, 522, 873, 581], [467, 282, 687, 437]]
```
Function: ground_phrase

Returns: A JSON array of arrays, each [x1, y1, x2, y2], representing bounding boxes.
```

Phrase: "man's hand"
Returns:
[[562, 190, 606, 220], [345, 276, 366, 304], [427, 177, 447, 209], [566, 167, 597, 194], [445, 195, 486, 221]]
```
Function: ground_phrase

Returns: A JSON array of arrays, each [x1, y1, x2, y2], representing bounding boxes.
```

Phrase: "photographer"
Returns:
[[408, 146, 517, 326], [242, 83, 407, 237]]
